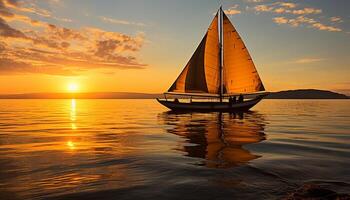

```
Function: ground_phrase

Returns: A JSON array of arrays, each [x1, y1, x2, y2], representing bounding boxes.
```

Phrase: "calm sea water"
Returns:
[[0, 99, 349, 200]]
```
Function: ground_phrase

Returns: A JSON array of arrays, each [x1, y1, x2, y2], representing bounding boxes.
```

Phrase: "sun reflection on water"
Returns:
[[71, 123, 77, 130], [66, 140, 76, 150], [68, 99, 77, 150], [70, 99, 76, 122]]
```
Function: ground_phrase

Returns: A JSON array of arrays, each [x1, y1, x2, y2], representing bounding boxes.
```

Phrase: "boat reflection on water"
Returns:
[[159, 111, 266, 168]]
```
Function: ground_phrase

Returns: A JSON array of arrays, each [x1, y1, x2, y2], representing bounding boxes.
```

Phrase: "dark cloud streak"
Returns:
[[0, 17, 27, 38]]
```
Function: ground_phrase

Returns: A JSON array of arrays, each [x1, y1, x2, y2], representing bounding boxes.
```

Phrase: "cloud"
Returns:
[[264, 3, 342, 33], [273, 16, 315, 27], [273, 16, 341, 32], [2, 0, 51, 17], [248, 0, 345, 33], [279, 2, 297, 9], [330, 17, 343, 23], [254, 2, 321, 15], [0, 12, 48, 27], [52, 16, 73, 23], [291, 8, 322, 15], [45, 24, 86, 41], [1, 0, 72, 23], [248, 1, 345, 34], [0, 0, 147, 76], [0, 36, 146, 76], [287, 16, 317, 27], [312, 22, 341, 32], [0, 17, 28, 38], [0, 57, 77, 76], [273, 7, 286, 14], [224, 5, 241, 15], [254, 5, 273, 12], [273, 17, 288, 24], [48, 0, 62, 5], [294, 58, 323, 64], [100, 16, 146, 27], [246, 0, 264, 3], [0, 1, 13, 17]]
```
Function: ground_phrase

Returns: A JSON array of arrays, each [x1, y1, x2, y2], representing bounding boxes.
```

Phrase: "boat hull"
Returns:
[[157, 95, 265, 112]]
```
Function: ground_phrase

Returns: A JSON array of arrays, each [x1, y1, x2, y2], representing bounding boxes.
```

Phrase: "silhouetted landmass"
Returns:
[[0, 89, 348, 99], [266, 89, 348, 99]]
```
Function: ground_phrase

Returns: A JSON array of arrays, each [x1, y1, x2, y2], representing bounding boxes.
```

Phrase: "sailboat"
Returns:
[[157, 7, 268, 112]]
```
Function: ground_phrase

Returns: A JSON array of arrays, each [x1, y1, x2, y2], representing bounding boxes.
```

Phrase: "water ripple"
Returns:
[[0, 99, 349, 200]]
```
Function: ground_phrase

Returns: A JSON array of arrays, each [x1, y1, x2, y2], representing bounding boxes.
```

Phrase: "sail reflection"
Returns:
[[159, 111, 266, 168]]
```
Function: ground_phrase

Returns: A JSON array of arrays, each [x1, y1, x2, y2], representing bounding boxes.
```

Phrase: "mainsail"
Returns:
[[168, 14, 220, 94], [222, 12, 265, 94], [168, 8, 265, 96]]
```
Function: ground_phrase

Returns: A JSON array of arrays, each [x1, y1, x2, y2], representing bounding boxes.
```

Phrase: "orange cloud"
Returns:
[[254, 5, 273, 12], [279, 2, 297, 8], [100, 16, 146, 27], [312, 23, 341, 32], [0, 0, 147, 76], [288, 16, 316, 27], [246, 0, 264, 2], [273, 7, 286, 14], [330, 17, 343, 23], [291, 8, 322, 15], [253, 2, 321, 15], [224, 5, 241, 15], [272, 15, 341, 32], [0, 57, 77, 76], [273, 17, 288, 24], [294, 58, 324, 64], [273, 16, 313, 26], [3, 0, 51, 17], [0, 17, 28, 38], [1, 0, 71, 23], [251, 1, 342, 33]]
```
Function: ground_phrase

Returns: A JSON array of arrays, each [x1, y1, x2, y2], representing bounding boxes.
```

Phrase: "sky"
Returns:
[[0, 0, 349, 94]]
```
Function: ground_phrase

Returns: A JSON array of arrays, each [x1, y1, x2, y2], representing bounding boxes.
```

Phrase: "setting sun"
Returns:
[[67, 83, 79, 93]]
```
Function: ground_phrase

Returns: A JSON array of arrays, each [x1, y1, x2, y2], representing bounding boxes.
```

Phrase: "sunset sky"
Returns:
[[0, 0, 349, 94]]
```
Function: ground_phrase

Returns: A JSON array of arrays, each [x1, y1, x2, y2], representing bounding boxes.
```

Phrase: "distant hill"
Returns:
[[266, 89, 348, 99], [0, 89, 348, 99]]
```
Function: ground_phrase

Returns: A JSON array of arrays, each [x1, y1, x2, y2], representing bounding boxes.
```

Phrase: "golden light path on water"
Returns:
[[67, 99, 77, 150]]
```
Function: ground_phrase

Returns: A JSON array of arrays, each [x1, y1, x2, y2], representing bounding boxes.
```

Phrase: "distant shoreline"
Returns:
[[0, 89, 348, 99]]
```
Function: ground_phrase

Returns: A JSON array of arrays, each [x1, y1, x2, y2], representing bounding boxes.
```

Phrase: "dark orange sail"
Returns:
[[168, 14, 220, 94]]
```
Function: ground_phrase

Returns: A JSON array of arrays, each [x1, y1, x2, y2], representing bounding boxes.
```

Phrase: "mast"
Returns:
[[219, 6, 224, 102]]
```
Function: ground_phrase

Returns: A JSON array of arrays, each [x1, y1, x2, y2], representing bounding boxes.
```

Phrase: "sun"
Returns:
[[67, 83, 79, 93]]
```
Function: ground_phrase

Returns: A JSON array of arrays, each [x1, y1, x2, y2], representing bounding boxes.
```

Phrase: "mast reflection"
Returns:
[[160, 111, 266, 168]]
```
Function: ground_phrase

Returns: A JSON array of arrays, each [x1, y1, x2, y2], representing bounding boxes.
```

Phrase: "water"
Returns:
[[0, 99, 349, 199]]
